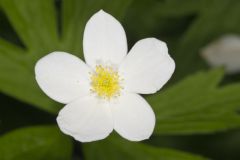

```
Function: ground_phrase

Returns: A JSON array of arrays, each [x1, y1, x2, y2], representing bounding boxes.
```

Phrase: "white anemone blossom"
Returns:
[[201, 35, 240, 74], [35, 10, 175, 142]]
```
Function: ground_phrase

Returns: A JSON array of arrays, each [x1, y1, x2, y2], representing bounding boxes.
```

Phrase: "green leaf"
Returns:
[[0, 0, 59, 52], [147, 69, 240, 135], [0, 38, 60, 113], [0, 0, 132, 113], [0, 0, 62, 113], [83, 135, 208, 160], [0, 125, 72, 160]]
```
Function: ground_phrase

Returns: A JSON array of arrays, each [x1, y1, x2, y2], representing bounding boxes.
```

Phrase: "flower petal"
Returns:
[[111, 93, 155, 141], [83, 10, 127, 67], [119, 38, 175, 94], [57, 96, 113, 142], [35, 52, 91, 104]]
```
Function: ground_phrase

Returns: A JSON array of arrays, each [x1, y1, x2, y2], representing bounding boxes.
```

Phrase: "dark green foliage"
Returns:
[[0, 126, 73, 160]]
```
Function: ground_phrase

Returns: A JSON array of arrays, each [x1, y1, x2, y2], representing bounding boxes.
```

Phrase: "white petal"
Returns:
[[57, 96, 113, 142], [111, 93, 155, 141], [201, 35, 240, 74], [35, 51, 91, 104], [83, 10, 127, 67], [119, 38, 175, 94]]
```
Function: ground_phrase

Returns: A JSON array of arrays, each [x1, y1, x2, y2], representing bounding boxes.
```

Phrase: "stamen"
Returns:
[[90, 65, 123, 99]]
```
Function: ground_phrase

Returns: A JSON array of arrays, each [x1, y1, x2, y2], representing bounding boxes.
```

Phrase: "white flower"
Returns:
[[201, 35, 240, 74], [35, 10, 175, 142]]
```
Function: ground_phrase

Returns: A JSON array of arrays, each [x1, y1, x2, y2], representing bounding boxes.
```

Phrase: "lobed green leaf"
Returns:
[[83, 135, 208, 160], [147, 69, 240, 135], [0, 125, 73, 160]]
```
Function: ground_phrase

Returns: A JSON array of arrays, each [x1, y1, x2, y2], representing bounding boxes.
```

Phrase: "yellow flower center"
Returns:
[[90, 65, 122, 99]]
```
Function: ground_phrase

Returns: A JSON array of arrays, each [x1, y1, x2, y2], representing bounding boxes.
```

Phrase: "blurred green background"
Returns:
[[0, 0, 240, 159]]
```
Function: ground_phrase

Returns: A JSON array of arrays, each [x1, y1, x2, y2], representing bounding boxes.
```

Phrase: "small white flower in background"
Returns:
[[35, 10, 175, 142], [201, 35, 240, 74]]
